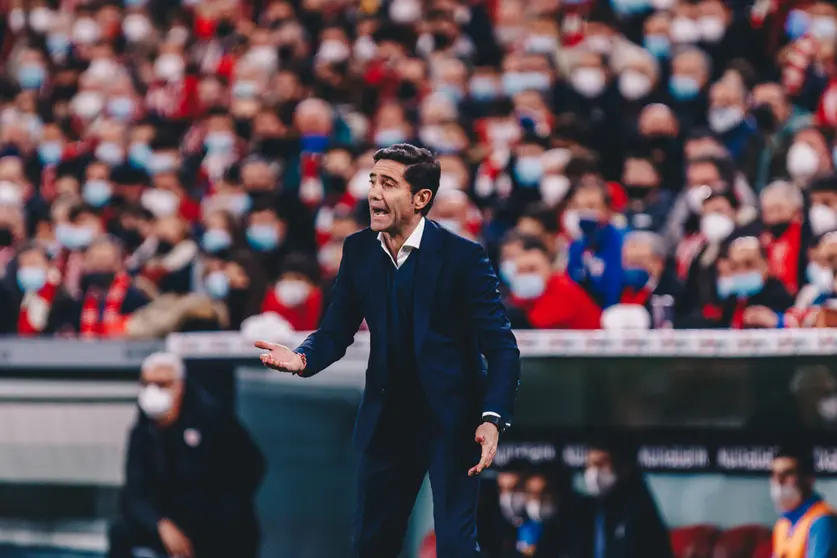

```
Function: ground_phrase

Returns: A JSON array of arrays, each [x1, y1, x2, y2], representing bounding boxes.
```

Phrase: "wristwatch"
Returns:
[[482, 414, 507, 436]]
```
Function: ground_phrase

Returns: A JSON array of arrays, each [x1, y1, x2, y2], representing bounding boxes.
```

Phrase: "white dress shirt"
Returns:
[[378, 217, 426, 268], [377, 217, 501, 424]]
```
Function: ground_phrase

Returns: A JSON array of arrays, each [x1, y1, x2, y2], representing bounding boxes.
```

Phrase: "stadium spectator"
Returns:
[[109, 352, 264, 558], [770, 443, 837, 558], [619, 231, 680, 320], [261, 252, 324, 331], [581, 437, 673, 558], [506, 236, 601, 330], [759, 180, 807, 296]]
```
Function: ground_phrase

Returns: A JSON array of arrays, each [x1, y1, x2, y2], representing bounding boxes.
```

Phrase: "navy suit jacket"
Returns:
[[296, 220, 520, 451]]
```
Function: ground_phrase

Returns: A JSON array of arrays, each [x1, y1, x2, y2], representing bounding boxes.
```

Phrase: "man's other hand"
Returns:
[[255, 341, 306, 373], [468, 422, 499, 476], [158, 518, 193, 558]]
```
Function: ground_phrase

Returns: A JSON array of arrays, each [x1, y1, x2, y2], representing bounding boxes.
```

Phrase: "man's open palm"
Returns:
[[255, 341, 305, 373]]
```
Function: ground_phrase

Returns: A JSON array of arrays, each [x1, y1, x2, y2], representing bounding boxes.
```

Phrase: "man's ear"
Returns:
[[414, 189, 433, 213]]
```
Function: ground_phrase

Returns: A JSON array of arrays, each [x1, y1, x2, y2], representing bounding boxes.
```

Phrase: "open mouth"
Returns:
[[371, 207, 389, 217]]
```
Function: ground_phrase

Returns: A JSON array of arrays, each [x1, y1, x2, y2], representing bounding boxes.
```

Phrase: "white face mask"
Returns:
[[619, 70, 652, 101], [698, 16, 726, 42], [708, 106, 744, 134], [584, 467, 617, 496], [123, 14, 152, 43], [390, 0, 422, 24], [525, 499, 556, 522], [72, 18, 101, 45], [499, 491, 527, 521], [701, 212, 735, 243], [812, 17, 837, 41], [819, 394, 837, 422], [807, 262, 834, 292], [585, 35, 612, 55], [540, 175, 571, 207], [810, 204, 837, 236], [511, 273, 546, 300], [154, 54, 185, 82], [563, 209, 582, 239], [349, 169, 372, 199], [138, 384, 174, 420], [29, 7, 55, 33], [437, 218, 462, 234], [318, 40, 350, 64], [275, 279, 310, 307], [72, 92, 105, 120], [787, 142, 820, 180], [770, 481, 803, 512], [141, 188, 180, 218], [246, 46, 278, 71], [671, 17, 701, 43], [571, 68, 606, 98], [686, 185, 711, 212]]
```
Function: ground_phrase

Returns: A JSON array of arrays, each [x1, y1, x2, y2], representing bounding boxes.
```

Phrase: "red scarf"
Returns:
[[17, 278, 59, 335], [765, 220, 802, 295], [621, 286, 653, 306], [80, 273, 130, 338]]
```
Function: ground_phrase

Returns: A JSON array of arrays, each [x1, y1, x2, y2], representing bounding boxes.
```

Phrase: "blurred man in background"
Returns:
[[770, 444, 837, 558], [109, 352, 264, 558]]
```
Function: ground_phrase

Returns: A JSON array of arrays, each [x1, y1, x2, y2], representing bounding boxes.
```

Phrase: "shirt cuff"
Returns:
[[482, 412, 501, 419]]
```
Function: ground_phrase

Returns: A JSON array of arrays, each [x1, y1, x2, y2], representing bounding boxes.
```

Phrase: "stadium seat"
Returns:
[[670, 524, 720, 558], [712, 525, 772, 558], [752, 537, 773, 558], [419, 530, 436, 558]]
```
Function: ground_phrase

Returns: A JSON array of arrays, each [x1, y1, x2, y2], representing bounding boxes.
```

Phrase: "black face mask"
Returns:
[[752, 104, 777, 133], [110, 224, 143, 252], [51, 84, 78, 103], [216, 20, 235, 38], [323, 172, 347, 195], [624, 184, 656, 201], [234, 119, 253, 142], [258, 137, 294, 158], [398, 81, 419, 101], [279, 45, 294, 63], [156, 240, 174, 255], [433, 32, 454, 50], [0, 227, 12, 247], [768, 221, 791, 238], [81, 272, 115, 293]]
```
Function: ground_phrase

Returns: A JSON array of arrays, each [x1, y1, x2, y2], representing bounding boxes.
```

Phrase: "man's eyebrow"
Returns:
[[370, 172, 397, 183]]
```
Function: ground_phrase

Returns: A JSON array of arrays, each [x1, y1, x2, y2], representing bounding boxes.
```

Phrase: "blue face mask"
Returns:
[[204, 132, 235, 153], [95, 142, 124, 166], [18, 65, 45, 90], [669, 75, 701, 101], [644, 35, 671, 58], [611, 0, 650, 16], [47, 35, 70, 57], [469, 77, 499, 101], [301, 134, 329, 154], [501, 72, 527, 97], [202, 228, 232, 253], [724, 271, 765, 298], [374, 129, 407, 147], [232, 81, 259, 99], [17, 266, 46, 292], [107, 97, 135, 121], [511, 273, 546, 300], [437, 84, 464, 104], [622, 267, 650, 289], [499, 260, 517, 284], [55, 223, 92, 250], [247, 224, 280, 251], [786, 9, 811, 40], [579, 211, 602, 236], [129, 143, 152, 169], [204, 271, 230, 299], [148, 153, 176, 175], [83, 180, 112, 207], [38, 141, 63, 165], [514, 156, 544, 187], [716, 276, 734, 299]]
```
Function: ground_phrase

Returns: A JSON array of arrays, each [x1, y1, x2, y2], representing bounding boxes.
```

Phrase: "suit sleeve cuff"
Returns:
[[482, 411, 511, 427]]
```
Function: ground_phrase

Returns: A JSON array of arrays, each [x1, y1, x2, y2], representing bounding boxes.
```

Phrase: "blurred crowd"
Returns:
[[6, 0, 837, 336]]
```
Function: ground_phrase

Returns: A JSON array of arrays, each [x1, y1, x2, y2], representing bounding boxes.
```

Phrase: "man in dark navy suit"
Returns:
[[256, 144, 521, 558]]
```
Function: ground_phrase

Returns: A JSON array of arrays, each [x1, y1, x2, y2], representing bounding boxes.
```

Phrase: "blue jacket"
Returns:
[[567, 223, 625, 309], [781, 495, 837, 558], [296, 220, 521, 450]]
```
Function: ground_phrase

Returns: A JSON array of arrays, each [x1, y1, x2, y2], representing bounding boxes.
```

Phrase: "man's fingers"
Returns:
[[254, 340, 278, 350], [475, 433, 485, 443]]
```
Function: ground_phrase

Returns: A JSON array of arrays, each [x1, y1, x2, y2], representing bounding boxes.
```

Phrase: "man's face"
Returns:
[[811, 191, 837, 213], [703, 196, 736, 218], [367, 159, 431, 233], [622, 158, 659, 194], [18, 249, 48, 271], [795, 129, 831, 172], [726, 241, 767, 278], [686, 161, 722, 190], [140, 364, 185, 424], [623, 239, 662, 278], [761, 190, 799, 225], [496, 471, 520, 494], [84, 241, 120, 274], [770, 456, 810, 512], [709, 80, 744, 112], [586, 449, 615, 475], [514, 248, 551, 283], [672, 52, 707, 88], [570, 187, 608, 220], [752, 83, 789, 125], [242, 161, 276, 191]]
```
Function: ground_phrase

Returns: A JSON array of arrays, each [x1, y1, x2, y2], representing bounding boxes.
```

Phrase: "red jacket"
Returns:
[[511, 273, 602, 329], [261, 287, 324, 332]]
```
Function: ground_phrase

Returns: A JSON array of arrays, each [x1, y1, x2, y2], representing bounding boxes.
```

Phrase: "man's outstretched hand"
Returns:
[[468, 422, 499, 476], [255, 341, 306, 373]]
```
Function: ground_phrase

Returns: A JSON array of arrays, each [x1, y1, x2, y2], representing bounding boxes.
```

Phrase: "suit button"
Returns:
[[380, 388, 386, 396]]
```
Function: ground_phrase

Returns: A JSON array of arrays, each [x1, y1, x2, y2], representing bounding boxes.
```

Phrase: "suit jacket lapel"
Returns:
[[413, 220, 443, 357]]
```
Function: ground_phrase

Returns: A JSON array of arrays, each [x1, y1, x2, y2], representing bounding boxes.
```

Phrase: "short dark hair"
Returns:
[[373, 144, 441, 216], [519, 234, 549, 255], [521, 202, 559, 233], [809, 172, 837, 194], [775, 442, 815, 476]]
